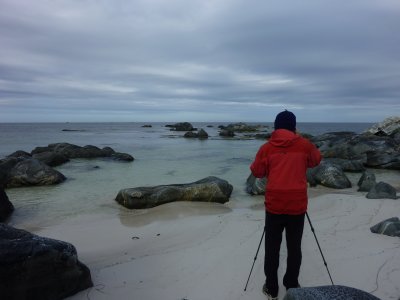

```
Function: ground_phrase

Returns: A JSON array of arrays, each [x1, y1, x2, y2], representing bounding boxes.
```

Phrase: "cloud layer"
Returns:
[[1, 0, 399, 122]]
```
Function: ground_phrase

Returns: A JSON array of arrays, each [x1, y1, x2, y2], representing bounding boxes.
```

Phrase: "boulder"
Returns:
[[246, 174, 266, 195], [364, 116, 400, 137], [221, 123, 260, 132], [184, 131, 198, 138], [168, 122, 194, 131], [366, 182, 398, 199], [312, 132, 399, 169], [32, 151, 70, 167], [31, 143, 134, 162], [111, 152, 134, 161], [0, 188, 14, 222], [283, 285, 380, 300], [219, 129, 235, 137], [7, 151, 32, 159], [6, 159, 66, 188], [357, 171, 376, 192], [307, 163, 351, 189], [0, 224, 93, 300], [184, 129, 209, 139], [370, 217, 400, 237], [198, 129, 209, 139], [365, 150, 400, 169], [323, 158, 365, 172], [116, 176, 233, 209], [0, 158, 19, 186]]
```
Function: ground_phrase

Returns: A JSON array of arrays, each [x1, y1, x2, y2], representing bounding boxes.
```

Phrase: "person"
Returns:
[[250, 110, 321, 299]]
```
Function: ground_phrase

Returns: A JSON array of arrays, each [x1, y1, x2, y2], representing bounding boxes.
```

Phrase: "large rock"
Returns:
[[370, 217, 400, 237], [6, 159, 66, 188], [32, 151, 70, 167], [0, 158, 19, 186], [364, 116, 400, 137], [116, 176, 233, 209], [31, 143, 134, 162], [220, 123, 260, 132], [366, 182, 398, 199], [357, 171, 376, 192], [168, 122, 194, 131], [323, 158, 365, 172], [0, 224, 93, 300], [307, 163, 352, 189], [0, 188, 14, 222], [246, 174, 266, 195], [283, 285, 380, 300], [312, 131, 400, 170]]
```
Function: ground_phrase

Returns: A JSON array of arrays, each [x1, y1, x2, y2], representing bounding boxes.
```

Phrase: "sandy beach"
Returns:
[[34, 180, 400, 300]]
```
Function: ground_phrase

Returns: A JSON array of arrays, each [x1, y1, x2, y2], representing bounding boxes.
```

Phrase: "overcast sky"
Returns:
[[1, 0, 399, 123]]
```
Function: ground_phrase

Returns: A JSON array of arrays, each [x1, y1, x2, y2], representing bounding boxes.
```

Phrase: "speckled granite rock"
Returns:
[[283, 285, 381, 300]]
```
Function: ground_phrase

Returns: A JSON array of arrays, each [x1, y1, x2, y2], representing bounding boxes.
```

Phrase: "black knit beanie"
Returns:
[[274, 110, 296, 132]]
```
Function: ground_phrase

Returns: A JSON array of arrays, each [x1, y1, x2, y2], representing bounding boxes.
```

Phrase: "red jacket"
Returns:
[[250, 129, 321, 215]]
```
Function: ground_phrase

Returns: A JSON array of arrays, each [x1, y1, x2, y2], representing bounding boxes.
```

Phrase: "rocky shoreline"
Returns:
[[0, 117, 399, 299]]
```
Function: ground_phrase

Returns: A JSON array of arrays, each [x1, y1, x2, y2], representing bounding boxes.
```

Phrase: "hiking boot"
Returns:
[[262, 283, 278, 300]]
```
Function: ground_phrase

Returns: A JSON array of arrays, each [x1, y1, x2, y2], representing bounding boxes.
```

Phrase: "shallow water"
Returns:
[[1, 122, 377, 229]]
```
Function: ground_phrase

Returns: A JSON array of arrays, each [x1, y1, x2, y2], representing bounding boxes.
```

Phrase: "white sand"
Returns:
[[36, 189, 400, 300]]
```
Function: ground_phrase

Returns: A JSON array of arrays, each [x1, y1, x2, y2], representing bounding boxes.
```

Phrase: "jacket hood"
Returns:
[[269, 129, 300, 147]]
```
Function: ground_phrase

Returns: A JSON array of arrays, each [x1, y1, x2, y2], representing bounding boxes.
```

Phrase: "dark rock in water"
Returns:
[[366, 182, 398, 199], [184, 129, 209, 139], [142, 124, 152, 128], [0, 188, 14, 222], [184, 131, 198, 138], [198, 129, 209, 139], [0, 223, 93, 299], [219, 129, 235, 137], [31, 146, 51, 155], [357, 171, 376, 192], [307, 163, 352, 189], [0, 158, 19, 186], [168, 122, 194, 131], [6, 159, 66, 188], [61, 129, 86, 132], [111, 152, 134, 161], [370, 217, 400, 237], [116, 176, 233, 209], [246, 174, 266, 195], [220, 122, 260, 132], [32, 151, 70, 167], [7, 150, 32, 159], [283, 285, 380, 300]]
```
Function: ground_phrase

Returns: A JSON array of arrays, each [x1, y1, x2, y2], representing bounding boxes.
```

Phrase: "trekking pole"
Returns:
[[306, 212, 334, 285], [244, 227, 265, 291]]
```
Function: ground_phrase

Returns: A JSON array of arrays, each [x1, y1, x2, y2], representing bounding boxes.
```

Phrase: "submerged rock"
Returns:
[[283, 285, 380, 300], [116, 176, 233, 209], [0, 224, 93, 300], [366, 182, 398, 199], [370, 217, 400, 237]]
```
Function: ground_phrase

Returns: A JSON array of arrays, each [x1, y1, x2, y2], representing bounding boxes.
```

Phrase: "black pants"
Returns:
[[264, 211, 305, 295]]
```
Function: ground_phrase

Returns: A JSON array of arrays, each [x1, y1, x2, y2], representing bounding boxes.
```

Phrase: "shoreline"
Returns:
[[31, 186, 400, 300]]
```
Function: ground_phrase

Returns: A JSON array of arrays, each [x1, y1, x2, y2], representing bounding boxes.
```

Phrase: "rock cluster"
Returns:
[[0, 143, 134, 189]]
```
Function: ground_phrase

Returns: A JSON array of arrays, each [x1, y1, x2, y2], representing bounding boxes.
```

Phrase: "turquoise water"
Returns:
[[1, 122, 372, 229]]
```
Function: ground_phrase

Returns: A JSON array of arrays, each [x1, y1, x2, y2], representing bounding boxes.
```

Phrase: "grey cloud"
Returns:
[[0, 0, 399, 122]]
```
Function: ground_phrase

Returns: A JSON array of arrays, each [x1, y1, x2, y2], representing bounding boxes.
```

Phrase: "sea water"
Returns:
[[1, 122, 372, 229]]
